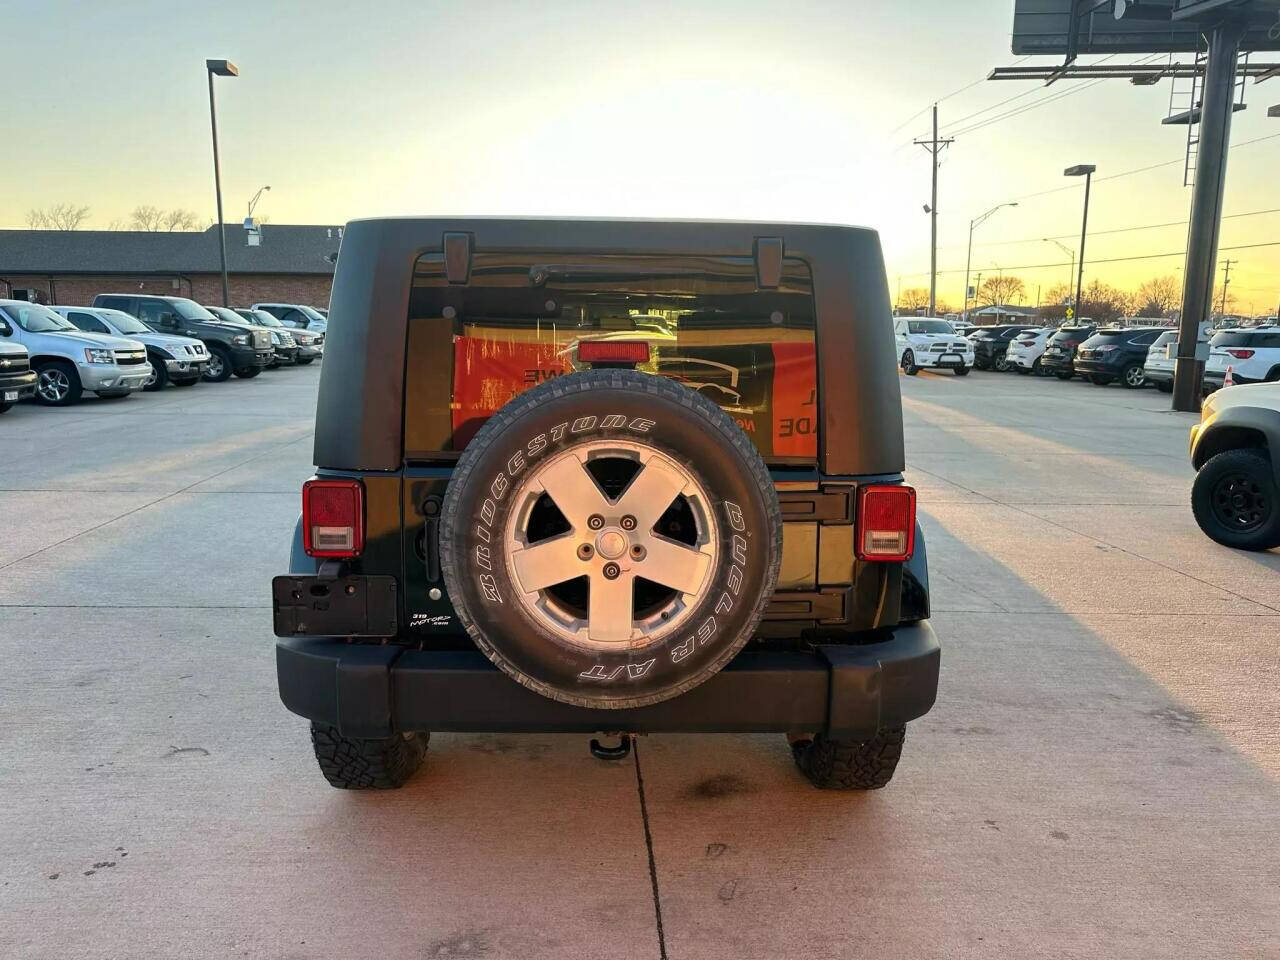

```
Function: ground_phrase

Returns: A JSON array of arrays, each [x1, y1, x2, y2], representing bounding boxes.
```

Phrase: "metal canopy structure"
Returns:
[[1002, 0, 1280, 412]]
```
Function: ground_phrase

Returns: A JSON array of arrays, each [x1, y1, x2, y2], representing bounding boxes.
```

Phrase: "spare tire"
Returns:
[[439, 370, 782, 709]]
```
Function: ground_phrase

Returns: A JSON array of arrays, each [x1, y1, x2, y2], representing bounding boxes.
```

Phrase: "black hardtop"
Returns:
[[315, 217, 904, 476]]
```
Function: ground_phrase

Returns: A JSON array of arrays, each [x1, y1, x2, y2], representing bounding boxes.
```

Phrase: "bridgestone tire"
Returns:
[[791, 727, 906, 790], [438, 370, 783, 710], [310, 723, 427, 789]]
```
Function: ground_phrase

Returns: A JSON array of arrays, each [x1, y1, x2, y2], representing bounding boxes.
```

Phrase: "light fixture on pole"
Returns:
[[206, 58, 239, 308], [963, 202, 1017, 322], [1064, 164, 1096, 327], [248, 184, 270, 220]]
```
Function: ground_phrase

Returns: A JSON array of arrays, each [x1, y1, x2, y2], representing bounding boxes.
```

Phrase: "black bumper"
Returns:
[[276, 623, 940, 740], [0, 370, 37, 400], [230, 345, 273, 369]]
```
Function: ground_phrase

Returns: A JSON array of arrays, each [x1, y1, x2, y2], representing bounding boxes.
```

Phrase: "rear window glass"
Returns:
[[404, 252, 818, 463], [1210, 331, 1254, 347]]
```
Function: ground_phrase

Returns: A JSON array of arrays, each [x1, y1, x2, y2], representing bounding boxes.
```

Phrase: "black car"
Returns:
[[204, 305, 298, 368], [272, 218, 939, 793], [235, 308, 324, 365], [1039, 325, 1097, 380], [92, 294, 273, 382], [1074, 327, 1167, 388], [970, 324, 1038, 371]]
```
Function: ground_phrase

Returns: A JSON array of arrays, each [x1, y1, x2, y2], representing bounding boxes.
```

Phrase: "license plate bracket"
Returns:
[[3, 390, 16, 401], [272, 575, 399, 638]]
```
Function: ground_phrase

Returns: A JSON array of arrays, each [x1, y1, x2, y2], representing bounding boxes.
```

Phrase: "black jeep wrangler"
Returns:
[[274, 218, 940, 791]]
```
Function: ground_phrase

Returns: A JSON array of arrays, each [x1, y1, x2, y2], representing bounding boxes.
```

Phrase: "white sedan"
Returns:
[[893, 318, 975, 376]]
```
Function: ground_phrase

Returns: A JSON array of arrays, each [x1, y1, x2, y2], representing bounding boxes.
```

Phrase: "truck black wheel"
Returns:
[[310, 723, 427, 789], [1191, 449, 1280, 551], [954, 365, 970, 376], [144, 356, 168, 391], [439, 370, 782, 710], [34, 359, 83, 406], [234, 366, 262, 379], [901, 350, 919, 375], [791, 727, 906, 790], [204, 347, 233, 382]]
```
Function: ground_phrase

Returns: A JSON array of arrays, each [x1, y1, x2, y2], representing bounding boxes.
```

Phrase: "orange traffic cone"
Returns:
[[1224, 365, 1234, 387]]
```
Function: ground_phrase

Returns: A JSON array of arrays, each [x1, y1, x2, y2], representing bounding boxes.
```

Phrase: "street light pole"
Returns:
[[248, 184, 271, 220], [963, 202, 1018, 321], [1065, 164, 1096, 324], [1043, 238, 1076, 314], [206, 59, 239, 308]]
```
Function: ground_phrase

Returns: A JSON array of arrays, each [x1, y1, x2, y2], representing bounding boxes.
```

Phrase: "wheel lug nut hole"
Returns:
[[620, 515, 637, 531], [603, 562, 620, 580], [578, 544, 594, 560], [587, 515, 604, 530], [630, 544, 645, 559]]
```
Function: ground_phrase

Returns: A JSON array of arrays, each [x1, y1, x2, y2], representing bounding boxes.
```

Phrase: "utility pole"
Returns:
[[915, 104, 953, 316], [1218, 258, 1235, 316]]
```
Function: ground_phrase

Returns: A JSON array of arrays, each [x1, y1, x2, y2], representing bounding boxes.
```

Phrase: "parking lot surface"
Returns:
[[3, 366, 1278, 960]]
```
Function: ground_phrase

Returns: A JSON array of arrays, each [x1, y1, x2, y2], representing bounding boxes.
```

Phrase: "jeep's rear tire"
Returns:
[[790, 727, 906, 790], [439, 370, 782, 710], [310, 723, 427, 789]]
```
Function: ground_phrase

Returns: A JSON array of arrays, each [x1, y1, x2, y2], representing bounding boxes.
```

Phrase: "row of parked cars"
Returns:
[[895, 317, 1280, 391], [0, 296, 328, 410]]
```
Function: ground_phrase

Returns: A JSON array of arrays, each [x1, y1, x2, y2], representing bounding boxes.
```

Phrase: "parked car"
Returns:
[[92, 294, 273, 382], [892, 317, 974, 375], [1189, 382, 1280, 550], [1142, 330, 1178, 393], [970, 324, 1038, 371], [0, 299, 150, 405], [1074, 327, 1165, 388], [1203, 327, 1280, 389], [950, 321, 976, 338], [0, 338, 38, 412], [274, 217, 938, 792], [1039, 325, 1097, 380], [204, 306, 298, 368], [235, 308, 323, 365], [1006, 327, 1054, 375], [251, 302, 328, 334], [54, 306, 207, 390]]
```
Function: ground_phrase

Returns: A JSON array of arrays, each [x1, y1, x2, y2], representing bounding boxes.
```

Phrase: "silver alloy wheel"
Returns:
[[995, 353, 1010, 372], [205, 353, 224, 380], [503, 441, 718, 651], [1125, 365, 1145, 387], [144, 364, 158, 388], [37, 368, 70, 402]]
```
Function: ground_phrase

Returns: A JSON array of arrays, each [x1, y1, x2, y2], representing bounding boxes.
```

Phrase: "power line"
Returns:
[[959, 207, 1280, 249], [938, 54, 1120, 135], [887, 57, 1031, 138], [897, 239, 1280, 278]]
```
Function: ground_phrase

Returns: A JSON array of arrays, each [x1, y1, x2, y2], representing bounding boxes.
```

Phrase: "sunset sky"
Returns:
[[7, 0, 1279, 314]]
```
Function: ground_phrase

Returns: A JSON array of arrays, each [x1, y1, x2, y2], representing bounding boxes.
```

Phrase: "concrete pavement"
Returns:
[[2, 365, 1277, 959]]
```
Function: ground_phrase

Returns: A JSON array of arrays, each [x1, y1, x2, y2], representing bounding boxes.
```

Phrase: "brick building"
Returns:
[[0, 224, 341, 308]]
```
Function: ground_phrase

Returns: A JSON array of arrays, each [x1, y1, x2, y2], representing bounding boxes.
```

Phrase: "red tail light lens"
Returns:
[[856, 484, 916, 562], [302, 478, 365, 558], [1226, 349, 1255, 359], [577, 340, 650, 364]]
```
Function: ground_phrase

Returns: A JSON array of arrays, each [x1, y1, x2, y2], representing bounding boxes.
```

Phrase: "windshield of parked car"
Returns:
[[248, 311, 283, 327], [170, 298, 217, 321], [101, 310, 151, 335], [906, 320, 953, 334], [2, 302, 77, 332], [295, 305, 326, 321]]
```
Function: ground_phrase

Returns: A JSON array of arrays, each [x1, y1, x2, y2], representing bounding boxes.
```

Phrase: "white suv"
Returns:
[[1006, 327, 1053, 375], [893, 317, 975, 376], [251, 303, 327, 333], [1204, 327, 1280, 389]]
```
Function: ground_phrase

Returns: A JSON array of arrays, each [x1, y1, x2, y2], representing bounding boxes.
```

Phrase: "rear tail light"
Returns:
[[302, 478, 365, 558], [1226, 349, 1255, 359], [856, 484, 916, 562], [576, 340, 650, 365]]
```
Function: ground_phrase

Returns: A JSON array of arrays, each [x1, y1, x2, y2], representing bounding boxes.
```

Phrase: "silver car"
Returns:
[[54, 306, 208, 390], [0, 299, 151, 405]]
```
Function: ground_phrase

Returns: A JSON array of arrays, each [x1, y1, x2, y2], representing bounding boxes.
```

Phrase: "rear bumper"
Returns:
[[1072, 358, 1123, 376], [1040, 353, 1073, 370], [276, 622, 941, 740]]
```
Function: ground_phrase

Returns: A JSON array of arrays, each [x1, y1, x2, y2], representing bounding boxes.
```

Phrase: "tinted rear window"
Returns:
[[404, 252, 818, 462], [1210, 331, 1254, 347]]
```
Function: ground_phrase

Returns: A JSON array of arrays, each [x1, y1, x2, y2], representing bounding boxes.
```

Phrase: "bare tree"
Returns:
[[1135, 275, 1181, 317], [105, 218, 126, 231], [162, 208, 201, 231], [977, 275, 1027, 307], [130, 205, 165, 231], [26, 203, 91, 230], [898, 287, 930, 311]]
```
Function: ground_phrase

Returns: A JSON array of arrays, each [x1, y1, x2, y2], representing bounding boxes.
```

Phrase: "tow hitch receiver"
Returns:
[[589, 734, 633, 761]]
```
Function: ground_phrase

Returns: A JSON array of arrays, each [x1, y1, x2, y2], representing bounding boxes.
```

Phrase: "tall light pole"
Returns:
[[206, 59, 239, 307], [1064, 164, 1095, 324], [248, 184, 270, 220], [963, 202, 1017, 321]]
